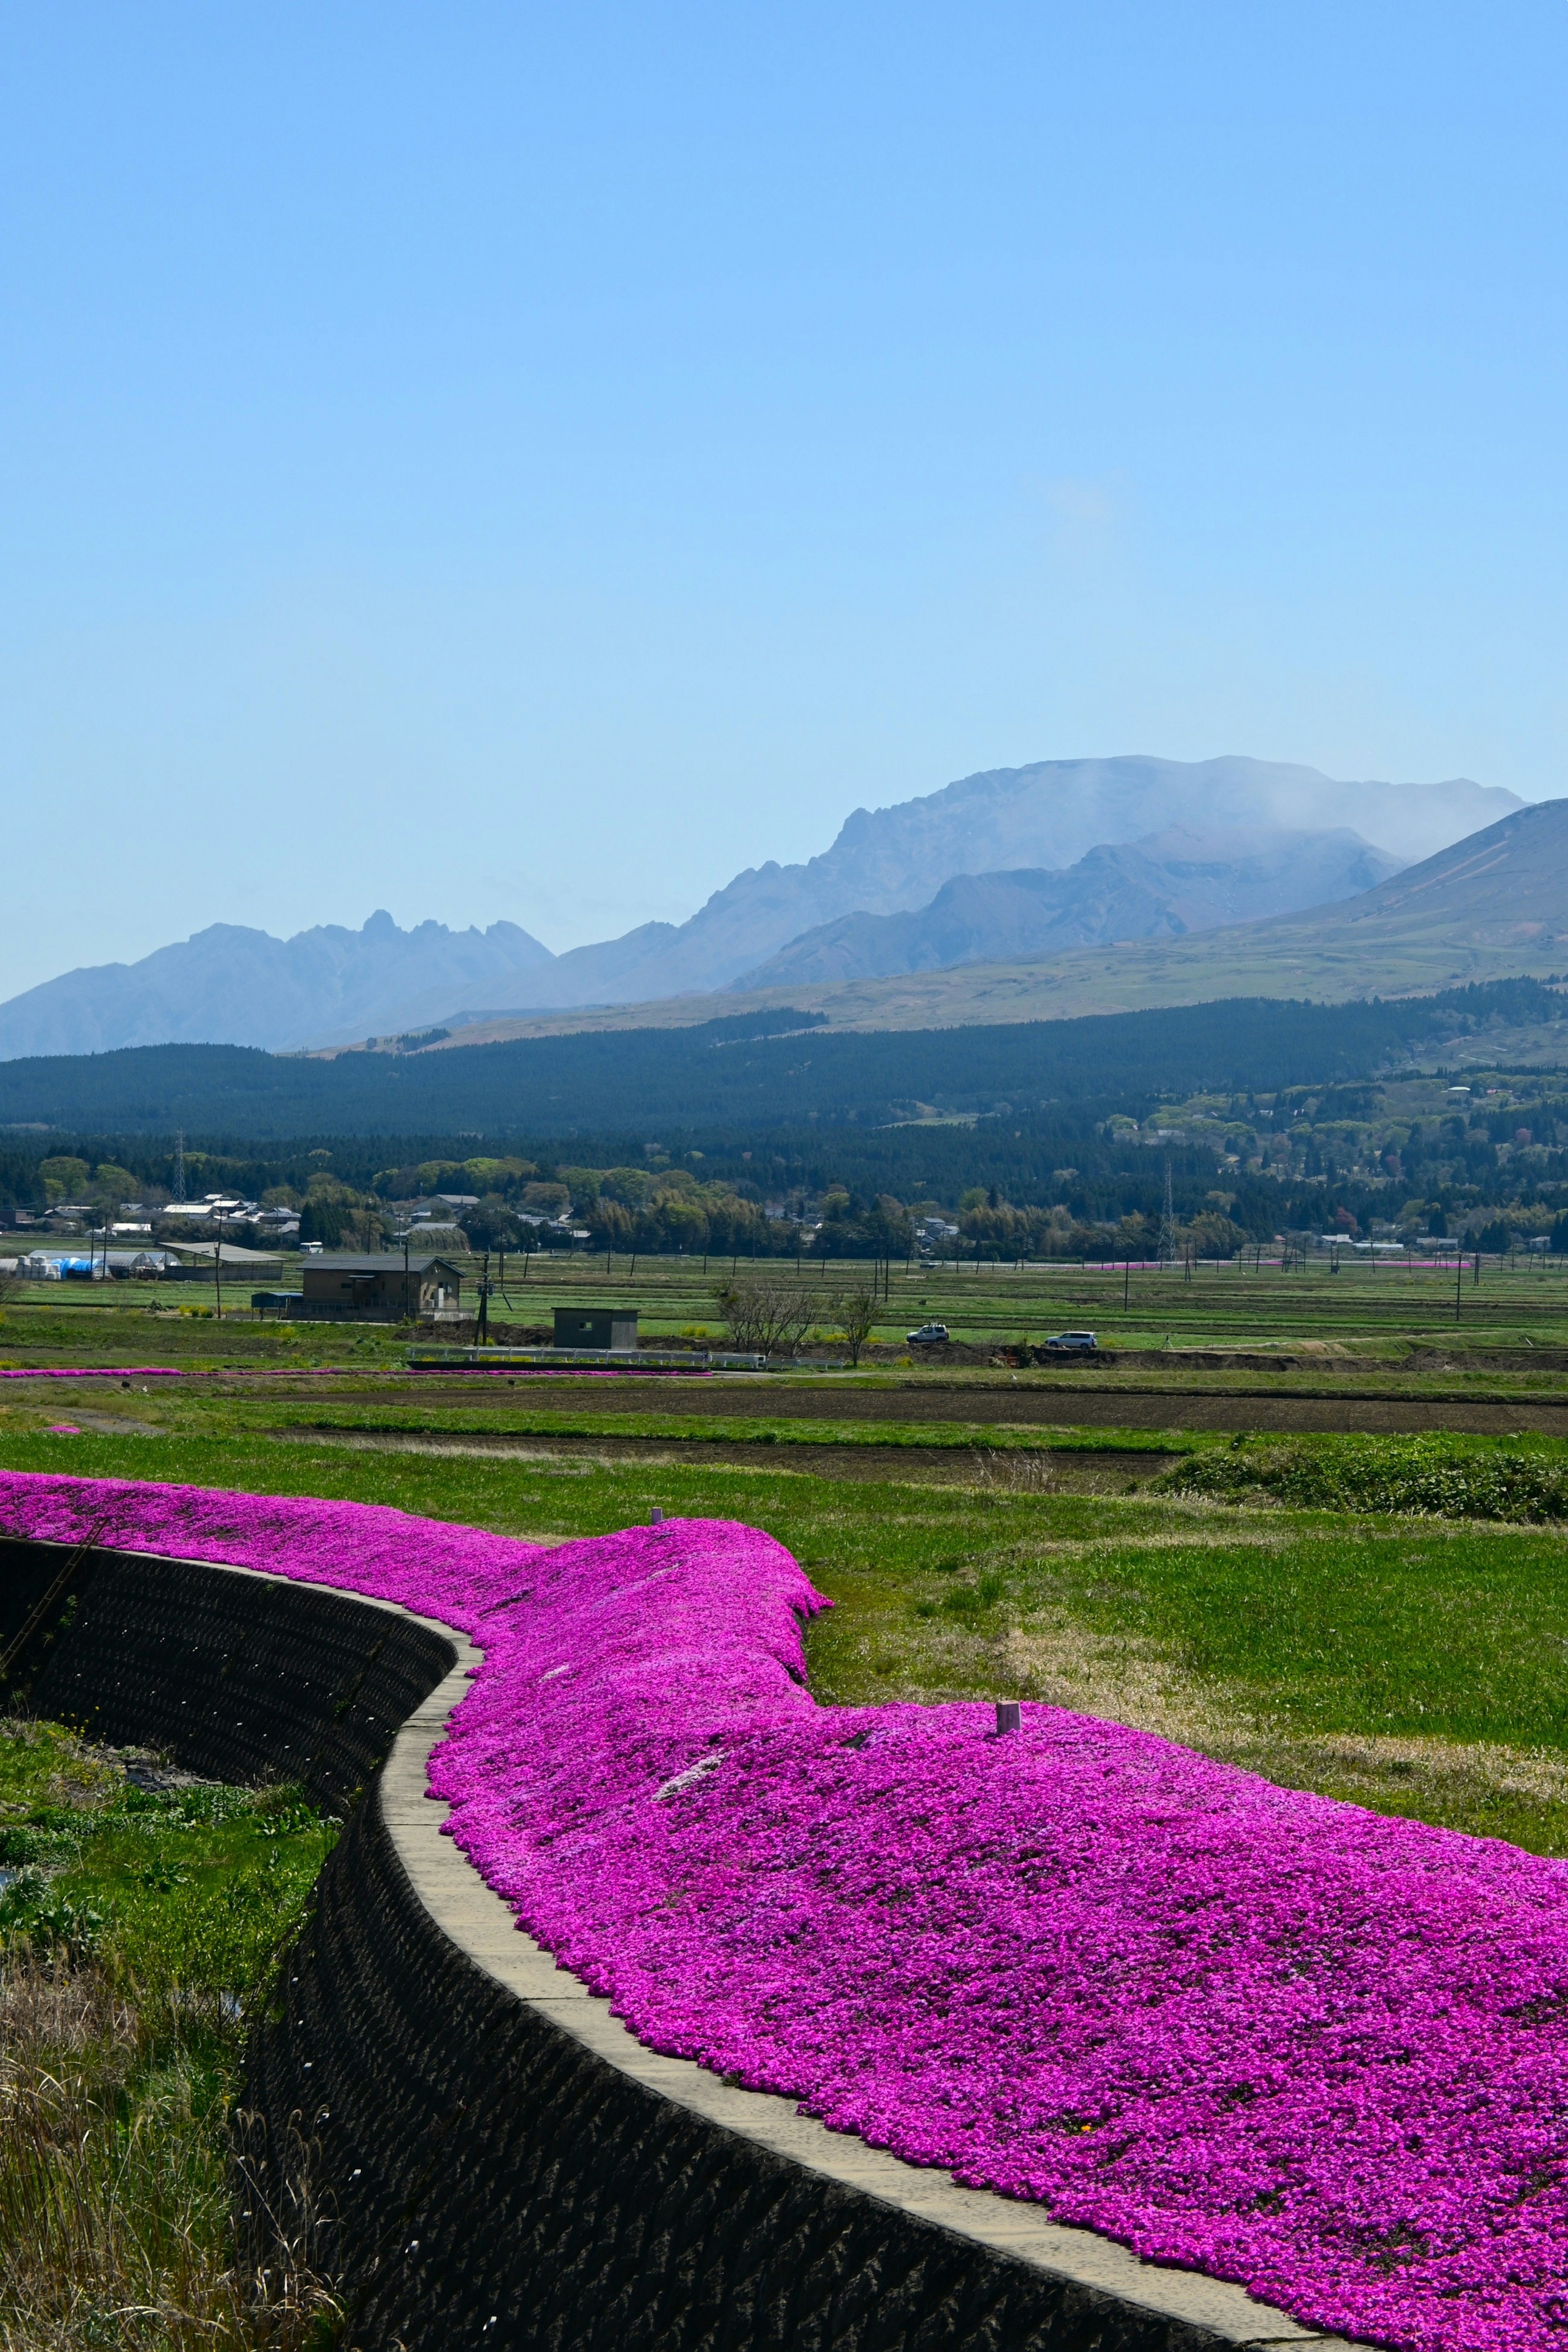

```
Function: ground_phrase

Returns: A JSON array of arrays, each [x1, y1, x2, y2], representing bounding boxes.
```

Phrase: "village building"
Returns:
[[278, 1252, 463, 1321], [552, 1305, 639, 1352]]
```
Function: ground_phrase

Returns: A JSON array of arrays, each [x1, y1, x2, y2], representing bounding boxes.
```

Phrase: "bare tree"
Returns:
[[715, 1275, 818, 1358], [828, 1279, 879, 1367]]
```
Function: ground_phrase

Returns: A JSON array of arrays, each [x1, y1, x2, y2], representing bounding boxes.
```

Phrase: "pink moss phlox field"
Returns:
[[9, 1476, 1568, 2350], [0, 1366, 183, 1380]]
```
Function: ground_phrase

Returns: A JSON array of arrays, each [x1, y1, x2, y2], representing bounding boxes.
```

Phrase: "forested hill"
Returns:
[[0, 982, 1561, 1141]]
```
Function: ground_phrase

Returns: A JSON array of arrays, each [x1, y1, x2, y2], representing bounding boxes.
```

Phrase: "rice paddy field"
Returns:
[[11, 1242, 1568, 1362], [6, 1262, 1568, 2344]]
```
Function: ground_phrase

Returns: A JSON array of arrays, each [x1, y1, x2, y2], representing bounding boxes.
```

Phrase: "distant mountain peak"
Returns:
[[0, 755, 1525, 1057], [731, 825, 1405, 992], [0, 908, 556, 1059]]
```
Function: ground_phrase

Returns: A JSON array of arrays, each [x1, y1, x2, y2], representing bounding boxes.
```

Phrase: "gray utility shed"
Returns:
[[552, 1306, 638, 1352], [291, 1254, 462, 1322]]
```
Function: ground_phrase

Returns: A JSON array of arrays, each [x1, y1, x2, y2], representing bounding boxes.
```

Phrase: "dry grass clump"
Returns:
[[0, 1945, 339, 2351], [993, 1614, 1568, 1847]]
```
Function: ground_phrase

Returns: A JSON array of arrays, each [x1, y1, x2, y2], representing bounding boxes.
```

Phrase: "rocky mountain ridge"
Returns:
[[0, 755, 1521, 1056], [732, 825, 1401, 990]]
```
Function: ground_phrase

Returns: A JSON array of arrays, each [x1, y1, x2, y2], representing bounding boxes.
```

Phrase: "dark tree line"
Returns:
[[0, 980, 1563, 1140]]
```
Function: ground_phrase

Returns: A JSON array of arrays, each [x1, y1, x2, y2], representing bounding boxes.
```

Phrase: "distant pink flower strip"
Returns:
[[407, 1366, 713, 1379], [0, 1364, 710, 1381], [4, 1471, 1567, 2352]]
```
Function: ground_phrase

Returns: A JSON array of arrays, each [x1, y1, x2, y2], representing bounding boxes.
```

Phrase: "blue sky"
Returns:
[[4, 3, 1567, 997]]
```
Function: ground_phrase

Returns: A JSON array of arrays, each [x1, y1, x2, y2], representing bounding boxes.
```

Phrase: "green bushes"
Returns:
[[1157, 1433, 1568, 1523]]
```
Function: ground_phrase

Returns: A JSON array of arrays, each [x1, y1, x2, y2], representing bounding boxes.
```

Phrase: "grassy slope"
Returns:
[[365, 921, 1568, 1040], [7, 1427, 1568, 1857]]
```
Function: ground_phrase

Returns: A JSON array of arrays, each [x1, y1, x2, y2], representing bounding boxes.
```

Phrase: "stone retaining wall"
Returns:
[[0, 1535, 1340, 2352], [0, 1534, 453, 1811]]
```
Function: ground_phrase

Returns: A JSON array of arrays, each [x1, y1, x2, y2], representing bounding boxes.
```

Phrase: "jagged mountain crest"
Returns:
[[731, 827, 1404, 991], [0, 755, 1524, 1055], [0, 912, 554, 1059]]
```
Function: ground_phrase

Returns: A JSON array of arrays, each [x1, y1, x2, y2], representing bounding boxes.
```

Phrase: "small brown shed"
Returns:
[[552, 1306, 639, 1352], [292, 1254, 462, 1322]]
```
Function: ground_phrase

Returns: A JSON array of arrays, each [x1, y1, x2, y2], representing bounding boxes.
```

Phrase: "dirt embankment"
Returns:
[[274, 1425, 1174, 1488]]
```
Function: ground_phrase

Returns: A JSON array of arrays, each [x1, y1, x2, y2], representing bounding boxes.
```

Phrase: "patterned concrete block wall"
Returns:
[[244, 1786, 1234, 2352], [0, 1535, 454, 1811]]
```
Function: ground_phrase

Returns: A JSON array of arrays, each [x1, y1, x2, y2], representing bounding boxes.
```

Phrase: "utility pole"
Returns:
[[214, 1211, 223, 1322], [403, 1231, 410, 1322], [478, 1250, 490, 1344], [1455, 1240, 1463, 1321], [174, 1130, 185, 1204], [1160, 1158, 1177, 1268]]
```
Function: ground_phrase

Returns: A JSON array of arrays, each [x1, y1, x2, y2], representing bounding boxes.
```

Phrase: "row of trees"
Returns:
[[311, 1175, 1261, 1263], [36, 1156, 140, 1213], [952, 1201, 1252, 1262], [715, 1275, 882, 1364]]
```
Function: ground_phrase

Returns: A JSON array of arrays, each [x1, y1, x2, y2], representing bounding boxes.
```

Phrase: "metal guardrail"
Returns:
[[404, 1346, 768, 1371]]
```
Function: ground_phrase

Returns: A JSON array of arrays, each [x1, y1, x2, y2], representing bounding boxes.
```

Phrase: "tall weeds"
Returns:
[[0, 1955, 339, 2351], [0, 1714, 343, 2346]]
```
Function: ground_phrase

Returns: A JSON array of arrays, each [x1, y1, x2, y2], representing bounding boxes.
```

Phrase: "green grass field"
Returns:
[[6, 1422, 1568, 1856], [10, 1246, 1568, 1359]]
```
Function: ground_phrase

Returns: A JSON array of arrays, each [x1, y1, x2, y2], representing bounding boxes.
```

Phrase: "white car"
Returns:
[[1045, 1330, 1098, 1352], [906, 1322, 950, 1344]]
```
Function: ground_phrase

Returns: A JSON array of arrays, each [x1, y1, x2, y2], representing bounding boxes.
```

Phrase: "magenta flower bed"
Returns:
[[4, 1471, 1568, 2351], [0, 1366, 183, 1380]]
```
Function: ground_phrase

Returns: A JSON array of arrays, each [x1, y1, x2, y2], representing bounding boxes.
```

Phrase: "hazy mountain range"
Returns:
[[0, 911, 557, 1061], [733, 826, 1400, 990], [443, 756, 1514, 1018], [0, 755, 1522, 1057], [709, 796, 1568, 1038]]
